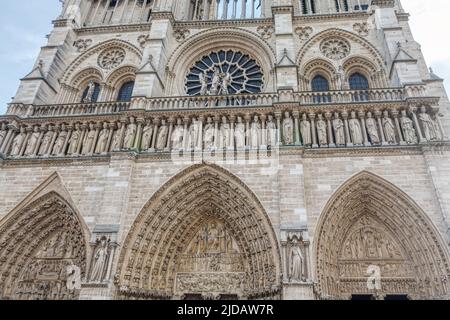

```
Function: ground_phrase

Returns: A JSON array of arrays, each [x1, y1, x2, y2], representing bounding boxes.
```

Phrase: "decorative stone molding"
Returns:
[[74, 39, 93, 52], [173, 28, 190, 42], [353, 22, 369, 37], [257, 25, 275, 40]]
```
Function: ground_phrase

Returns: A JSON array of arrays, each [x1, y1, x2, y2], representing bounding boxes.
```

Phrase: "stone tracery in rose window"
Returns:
[[185, 50, 264, 96]]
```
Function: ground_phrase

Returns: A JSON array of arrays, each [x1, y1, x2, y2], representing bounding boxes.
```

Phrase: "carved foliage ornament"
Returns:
[[98, 48, 126, 70], [173, 29, 191, 42], [320, 38, 351, 60], [295, 26, 313, 41], [257, 25, 275, 40], [353, 22, 369, 37]]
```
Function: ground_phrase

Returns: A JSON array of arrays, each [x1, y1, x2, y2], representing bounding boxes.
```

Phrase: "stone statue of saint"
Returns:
[[332, 113, 345, 146], [203, 117, 215, 150], [52, 129, 67, 156], [235, 116, 246, 149], [81, 123, 96, 155], [171, 119, 184, 150], [266, 115, 277, 148], [95, 123, 109, 154], [336, 65, 345, 90], [38, 128, 54, 156], [68, 124, 81, 155], [219, 117, 231, 149], [209, 68, 221, 95], [250, 115, 261, 149], [316, 114, 327, 146], [25, 127, 40, 156], [188, 118, 201, 150], [199, 73, 208, 96], [349, 112, 363, 145], [300, 114, 311, 147], [366, 112, 380, 145], [418, 107, 437, 141], [282, 112, 294, 145], [90, 238, 109, 283], [123, 117, 137, 150], [156, 119, 169, 150], [83, 81, 96, 103], [400, 110, 418, 144], [111, 123, 122, 151], [383, 111, 396, 144], [290, 238, 304, 282], [141, 122, 153, 151], [221, 73, 231, 95], [10, 127, 26, 157]]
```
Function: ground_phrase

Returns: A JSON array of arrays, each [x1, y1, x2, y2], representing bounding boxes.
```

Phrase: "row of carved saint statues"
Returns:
[[0, 107, 444, 158]]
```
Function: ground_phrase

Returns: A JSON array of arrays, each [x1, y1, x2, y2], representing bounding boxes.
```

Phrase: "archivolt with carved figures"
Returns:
[[0, 192, 88, 300], [314, 171, 450, 300], [115, 164, 281, 300]]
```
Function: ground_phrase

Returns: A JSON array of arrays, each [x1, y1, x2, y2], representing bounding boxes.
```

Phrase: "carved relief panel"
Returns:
[[175, 219, 246, 298]]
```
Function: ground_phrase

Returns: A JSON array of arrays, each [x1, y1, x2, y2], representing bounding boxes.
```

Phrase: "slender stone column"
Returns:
[[392, 110, 406, 145], [245, 114, 251, 150], [229, 115, 236, 151], [260, 114, 267, 149], [0, 126, 14, 154], [375, 110, 387, 146], [20, 127, 32, 157], [342, 111, 352, 147], [75, 123, 87, 156], [214, 115, 220, 150], [32, 126, 45, 157], [90, 122, 101, 155], [358, 111, 371, 147], [275, 111, 282, 147], [182, 116, 189, 151], [325, 112, 336, 148], [166, 117, 174, 151], [45, 126, 58, 157], [293, 111, 301, 146], [150, 118, 160, 152], [309, 113, 318, 148], [134, 118, 145, 151], [409, 107, 425, 143], [197, 116, 204, 151], [61, 126, 73, 157]]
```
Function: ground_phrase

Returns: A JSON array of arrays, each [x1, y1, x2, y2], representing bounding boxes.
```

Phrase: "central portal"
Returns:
[[115, 164, 281, 300]]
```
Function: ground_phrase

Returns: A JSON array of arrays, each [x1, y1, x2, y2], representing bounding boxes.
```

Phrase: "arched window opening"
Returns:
[[335, 0, 349, 12], [349, 73, 369, 101], [311, 75, 331, 103], [311, 75, 330, 92], [349, 73, 369, 90], [81, 82, 101, 103], [117, 81, 135, 102]]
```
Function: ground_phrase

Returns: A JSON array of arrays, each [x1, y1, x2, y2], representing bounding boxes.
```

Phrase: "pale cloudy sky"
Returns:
[[0, 0, 448, 114]]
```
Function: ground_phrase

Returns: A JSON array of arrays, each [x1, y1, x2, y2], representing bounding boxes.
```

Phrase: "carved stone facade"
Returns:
[[0, 0, 449, 300]]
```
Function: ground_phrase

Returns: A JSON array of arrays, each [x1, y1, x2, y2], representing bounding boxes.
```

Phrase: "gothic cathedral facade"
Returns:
[[0, 0, 449, 300]]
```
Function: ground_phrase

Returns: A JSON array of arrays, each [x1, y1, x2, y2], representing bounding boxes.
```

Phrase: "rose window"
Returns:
[[320, 38, 351, 60], [98, 48, 126, 70], [186, 50, 264, 96]]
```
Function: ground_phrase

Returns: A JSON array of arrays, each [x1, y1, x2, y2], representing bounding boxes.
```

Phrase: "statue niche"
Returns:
[[175, 219, 246, 297]]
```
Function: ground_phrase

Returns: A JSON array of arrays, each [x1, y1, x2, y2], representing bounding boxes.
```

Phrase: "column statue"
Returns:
[[332, 113, 345, 146]]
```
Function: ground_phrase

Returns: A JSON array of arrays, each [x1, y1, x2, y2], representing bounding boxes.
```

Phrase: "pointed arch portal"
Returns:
[[0, 192, 88, 300], [314, 171, 450, 300], [115, 164, 281, 300]]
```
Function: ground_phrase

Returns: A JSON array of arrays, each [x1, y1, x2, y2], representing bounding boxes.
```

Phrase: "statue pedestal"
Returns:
[[282, 282, 315, 300]]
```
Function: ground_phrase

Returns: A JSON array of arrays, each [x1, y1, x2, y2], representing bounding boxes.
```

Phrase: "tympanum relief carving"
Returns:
[[175, 219, 245, 296]]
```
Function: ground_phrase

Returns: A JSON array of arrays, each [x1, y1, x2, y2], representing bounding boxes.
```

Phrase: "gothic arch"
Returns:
[[166, 27, 276, 96], [301, 58, 337, 91], [115, 163, 281, 300], [296, 28, 386, 74], [61, 39, 142, 85], [0, 173, 89, 300], [314, 171, 450, 300]]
